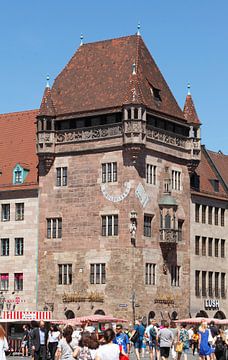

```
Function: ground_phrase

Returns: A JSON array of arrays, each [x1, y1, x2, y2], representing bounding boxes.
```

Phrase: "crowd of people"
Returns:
[[0, 318, 228, 360]]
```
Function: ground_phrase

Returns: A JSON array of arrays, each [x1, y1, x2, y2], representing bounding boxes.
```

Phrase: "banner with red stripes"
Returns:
[[1, 311, 52, 320]]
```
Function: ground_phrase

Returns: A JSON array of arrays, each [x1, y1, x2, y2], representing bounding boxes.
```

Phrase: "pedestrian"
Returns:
[[130, 319, 145, 360], [158, 321, 174, 360], [55, 325, 78, 360], [177, 323, 189, 360], [145, 319, 158, 360], [95, 328, 120, 360], [0, 325, 8, 360], [214, 329, 226, 360], [31, 320, 48, 360], [113, 324, 130, 356], [73, 331, 99, 360], [21, 325, 30, 357], [191, 328, 199, 356], [198, 320, 215, 360], [169, 321, 178, 360], [48, 324, 60, 360]]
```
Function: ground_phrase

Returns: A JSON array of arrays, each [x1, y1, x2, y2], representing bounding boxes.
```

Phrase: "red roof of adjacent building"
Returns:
[[39, 35, 186, 121], [207, 150, 228, 188], [0, 109, 39, 191], [183, 94, 201, 124]]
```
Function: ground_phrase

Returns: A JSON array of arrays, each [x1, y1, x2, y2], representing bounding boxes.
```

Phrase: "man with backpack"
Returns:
[[145, 319, 158, 360]]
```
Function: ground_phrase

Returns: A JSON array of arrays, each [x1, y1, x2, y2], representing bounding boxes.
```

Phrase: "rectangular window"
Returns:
[[15, 203, 24, 221], [102, 162, 117, 183], [202, 271, 207, 297], [1, 204, 10, 221], [90, 264, 106, 284], [202, 237, 206, 256], [215, 272, 219, 297], [195, 236, 200, 255], [202, 205, 206, 224], [1, 239, 9, 256], [215, 238, 219, 257], [195, 270, 200, 296], [0, 273, 9, 291], [144, 215, 152, 237], [14, 273, 23, 291], [208, 206, 213, 225], [146, 164, 157, 185], [172, 170, 181, 191], [195, 204, 200, 223], [221, 209, 225, 227], [56, 167, 68, 186], [15, 238, 24, 256], [46, 218, 62, 239], [214, 207, 219, 226], [145, 263, 156, 285], [171, 265, 180, 287], [178, 220, 184, 241], [208, 238, 213, 257], [15, 170, 22, 184], [101, 215, 118, 236], [58, 264, 72, 285], [221, 239, 225, 258], [208, 272, 213, 297], [221, 273, 226, 298]]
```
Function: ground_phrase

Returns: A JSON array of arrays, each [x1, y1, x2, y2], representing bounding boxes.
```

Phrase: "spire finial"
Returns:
[[137, 21, 141, 36], [80, 34, 84, 46], [187, 82, 191, 95], [46, 75, 50, 88]]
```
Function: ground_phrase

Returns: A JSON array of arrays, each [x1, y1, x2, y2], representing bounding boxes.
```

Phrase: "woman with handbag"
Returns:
[[0, 325, 8, 360], [198, 320, 215, 360], [176, 323, 189, 360], [55, 325, 79, 360]]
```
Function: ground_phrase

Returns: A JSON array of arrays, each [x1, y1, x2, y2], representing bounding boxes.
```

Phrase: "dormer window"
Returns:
[[210, 179, 219, 192], [13, 164, 29, 185], [151, 86, 162, 102]]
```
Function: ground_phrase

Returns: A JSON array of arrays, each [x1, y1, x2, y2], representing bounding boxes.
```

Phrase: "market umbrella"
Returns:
[[52, 314, 128, 325], [174, 317, 224, 325]]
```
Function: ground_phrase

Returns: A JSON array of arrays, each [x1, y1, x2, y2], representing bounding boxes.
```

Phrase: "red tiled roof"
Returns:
[[41, 35, 185, 121], [183, 94, 200, 124], [0, 110, 39, 191], [207, 150, 228, 188], [194, 147, 227, 197], [39, 86, 56, 117]]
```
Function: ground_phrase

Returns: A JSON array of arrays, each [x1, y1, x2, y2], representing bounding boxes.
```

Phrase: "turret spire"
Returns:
[[80, 34, 84, 46], [46, 75, 50, 88], [137, 22, 141, 36]]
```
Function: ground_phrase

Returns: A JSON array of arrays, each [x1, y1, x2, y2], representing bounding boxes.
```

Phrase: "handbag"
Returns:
[[175, 341, 183, 353], [130, 330, 139, 343], [119, 345, 129, 360]]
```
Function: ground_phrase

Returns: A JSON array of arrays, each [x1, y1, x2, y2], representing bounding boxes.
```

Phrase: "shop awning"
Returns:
[[0, 311, 52, 321]]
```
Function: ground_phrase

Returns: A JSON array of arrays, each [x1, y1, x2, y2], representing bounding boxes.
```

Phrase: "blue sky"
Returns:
[[0, 0, 227, 153]]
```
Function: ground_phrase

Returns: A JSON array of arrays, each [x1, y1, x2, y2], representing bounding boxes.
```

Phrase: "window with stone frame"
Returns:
[[15, 238, 24, 256], [215, 238, 219, 257], [208, 238, 213, 257], [102, 162, 117, 183], [146, 164, 157, 185], [1, 239, 9, 256], [144, 215, 153, 237], [221, 273, 226, 298], [56, 167, 68, 186], [208, 272, 213, 297], [101, 215, 118, 236], [177, 220, 184, 241], [214, 207, 219, 226], [90, 263, 106, 284], [58, 264, 72, 285], [145, 263, 156, 285], [171, 170, 181, 191], [195, 204, 200, 223], [195, 270, 200, 296], [0, 273, 9, 291], [14, 273, 23, 291], [202, 205, 206, 224], [1, 204, 10, 221], [221, 239, 225, 258], [15, 203, 24, 221], [221, 209, 225, 227], [171, 265, 180, 287], [195, 236, 200, 255], [202, 271, 207, 297], [202, 237, 206, 256], [208, 206, 213, 225], [46, 218, 62, 239], [215, 272, 219, 297]]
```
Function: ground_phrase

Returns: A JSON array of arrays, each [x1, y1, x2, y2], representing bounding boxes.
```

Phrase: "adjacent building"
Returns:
[[36, 34, 202, 321], [0, 110, 39, 313]]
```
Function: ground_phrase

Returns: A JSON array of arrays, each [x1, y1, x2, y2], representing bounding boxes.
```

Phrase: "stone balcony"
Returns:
[[159, 228, 180, 243]]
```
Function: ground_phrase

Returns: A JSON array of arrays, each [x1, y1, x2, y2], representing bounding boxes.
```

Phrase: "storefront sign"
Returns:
[[0, 311, 52, 320], [204, 299, 219, 310]]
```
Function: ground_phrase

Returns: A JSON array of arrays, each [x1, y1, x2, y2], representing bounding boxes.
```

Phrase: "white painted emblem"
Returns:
[[101, 182, 131, 202], [135, 183, 149, 208]]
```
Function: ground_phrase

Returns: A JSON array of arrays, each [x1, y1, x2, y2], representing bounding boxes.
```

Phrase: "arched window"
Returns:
[[148, 311, 155, 323], [171, 311, 178, 320], [196, 310, 208, 318], [65, 310, 75, 319], [214, 311, 226, 319], [94, 309, 105, 315]]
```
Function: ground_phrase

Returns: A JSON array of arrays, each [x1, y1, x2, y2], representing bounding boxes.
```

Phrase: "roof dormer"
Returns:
[[13, 164, 29, 185]]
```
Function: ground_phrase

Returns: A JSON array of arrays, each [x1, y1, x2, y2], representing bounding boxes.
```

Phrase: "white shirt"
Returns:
[[96, 343, 119, 360], [145, 325, 158, 338], [48, 331, 60, 343], [188, 328, 194, 340]]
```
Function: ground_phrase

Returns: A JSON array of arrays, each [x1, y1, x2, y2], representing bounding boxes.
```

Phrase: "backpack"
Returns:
[[149, 326, 157, 340], [77, 347, 92, 360]]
